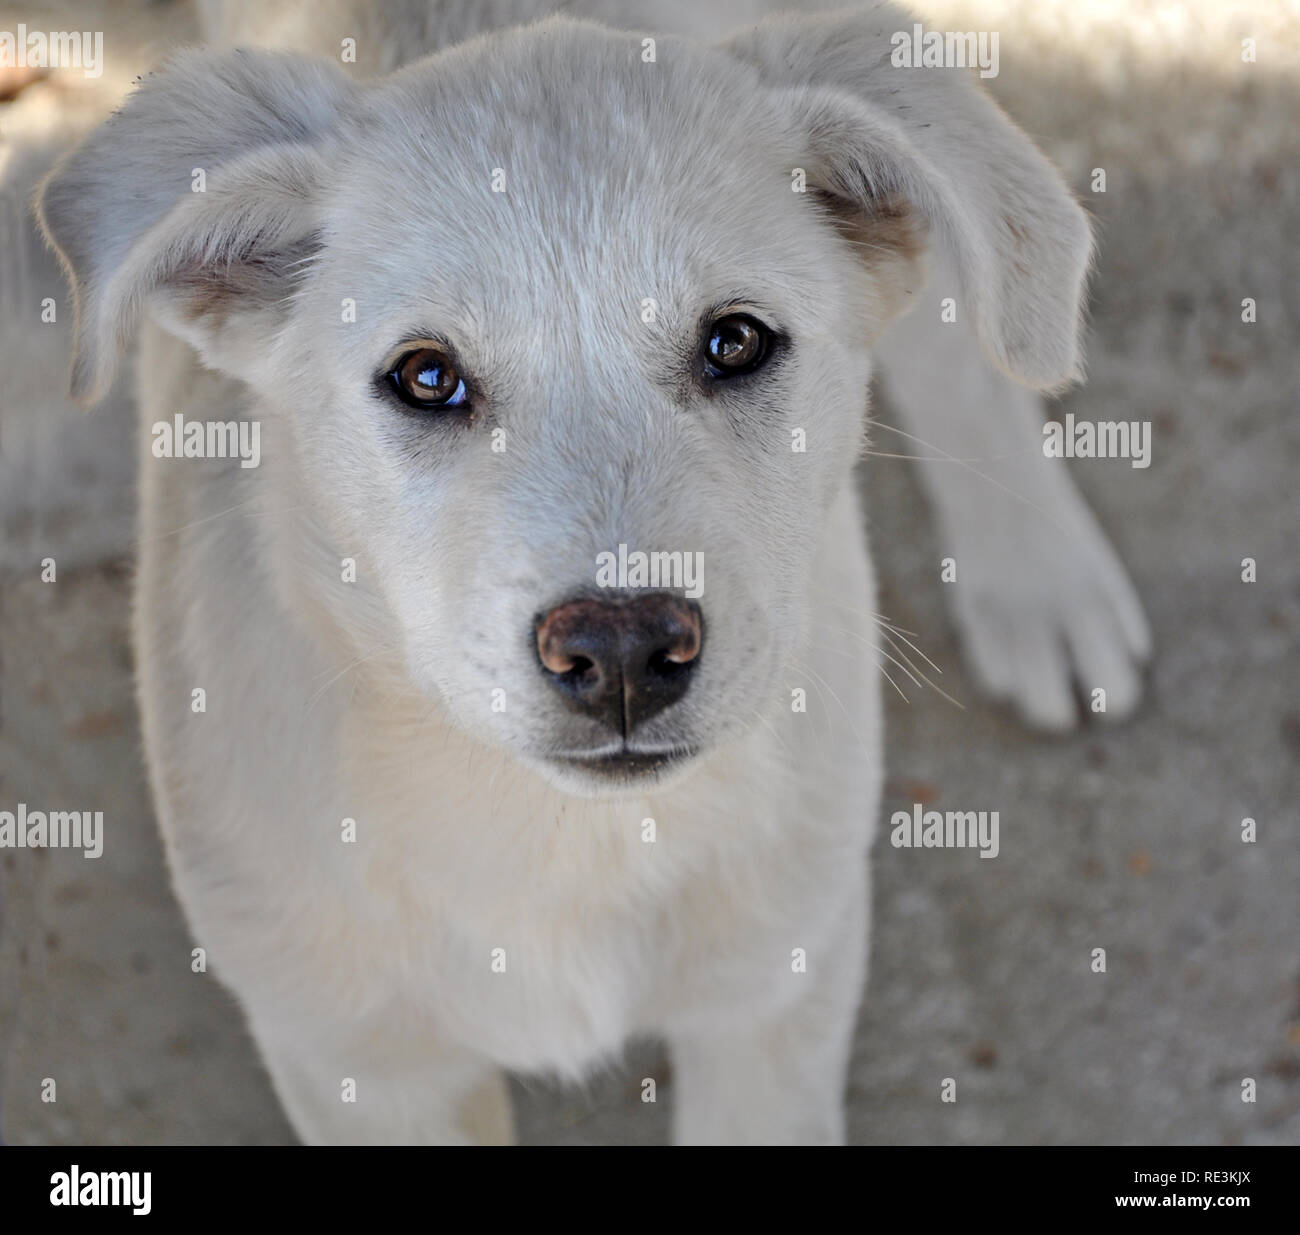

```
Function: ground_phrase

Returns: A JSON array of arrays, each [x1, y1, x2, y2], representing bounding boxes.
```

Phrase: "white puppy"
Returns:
[[38, 1, 1148, 1143]]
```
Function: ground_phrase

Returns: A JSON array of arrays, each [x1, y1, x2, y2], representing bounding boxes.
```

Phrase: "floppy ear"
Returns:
[[35, 48, 352, 405], [723, 8, 1093, 391]]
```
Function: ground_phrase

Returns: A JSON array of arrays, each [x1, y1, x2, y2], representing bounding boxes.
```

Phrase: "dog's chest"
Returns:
[[412, 900, 656, 1076], [331, 775, 684, 1074], [327, 746, 786, 1075]]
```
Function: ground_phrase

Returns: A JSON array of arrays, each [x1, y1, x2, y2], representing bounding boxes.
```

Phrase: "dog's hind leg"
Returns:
[[872, 252, 1151, 731]]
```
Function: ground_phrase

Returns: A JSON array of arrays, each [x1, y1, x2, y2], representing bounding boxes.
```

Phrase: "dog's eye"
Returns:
[[704, 314, 771, 377], [387, 348, 469, 410]]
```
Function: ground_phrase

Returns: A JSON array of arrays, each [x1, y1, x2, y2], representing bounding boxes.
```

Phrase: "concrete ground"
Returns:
[[1, 0, 1298, 1144]]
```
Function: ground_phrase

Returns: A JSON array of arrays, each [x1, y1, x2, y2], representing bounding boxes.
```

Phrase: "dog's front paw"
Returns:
[[944, 491, 1152, 732]]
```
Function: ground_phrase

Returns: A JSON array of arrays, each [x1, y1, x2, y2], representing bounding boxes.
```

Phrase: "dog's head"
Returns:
[[38, 11, 1090, 796]]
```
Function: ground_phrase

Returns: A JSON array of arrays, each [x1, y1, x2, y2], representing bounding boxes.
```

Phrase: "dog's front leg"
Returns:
[[667, 881, 867, 1146], [873, 252, 1151, 730], [249, 1017, 514, 1146]]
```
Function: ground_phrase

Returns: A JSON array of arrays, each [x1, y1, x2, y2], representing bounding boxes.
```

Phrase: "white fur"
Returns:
[[36, 1, 1145, 1143]]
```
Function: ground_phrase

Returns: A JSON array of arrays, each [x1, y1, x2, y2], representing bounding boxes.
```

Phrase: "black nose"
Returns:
[[535, 594, 703, 736]]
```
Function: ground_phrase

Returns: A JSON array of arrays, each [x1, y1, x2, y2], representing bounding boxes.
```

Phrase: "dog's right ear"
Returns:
[[35, 48, 352, 405], [722, 8, 1094, 391]]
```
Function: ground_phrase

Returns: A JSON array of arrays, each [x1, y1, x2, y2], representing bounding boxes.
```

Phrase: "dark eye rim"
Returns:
[[702, 312, 777, 380], [378, 342, 472, 413]]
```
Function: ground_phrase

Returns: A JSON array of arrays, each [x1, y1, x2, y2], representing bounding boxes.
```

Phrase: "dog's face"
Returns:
[[39, 13, 1091, 797], [281, 29, 886, 794]]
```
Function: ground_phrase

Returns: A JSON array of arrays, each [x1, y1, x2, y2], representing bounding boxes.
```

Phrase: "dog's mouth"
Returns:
[[548, 744, 700, 783]]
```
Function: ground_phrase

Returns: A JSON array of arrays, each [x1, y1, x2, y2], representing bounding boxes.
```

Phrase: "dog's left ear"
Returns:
[[35, 48, 352, 405], [723, 8, 1093, 391]]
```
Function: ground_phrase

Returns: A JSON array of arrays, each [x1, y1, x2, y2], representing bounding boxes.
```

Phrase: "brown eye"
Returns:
[[388, 347, 469, 410], [704, 314, 770, 377]]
